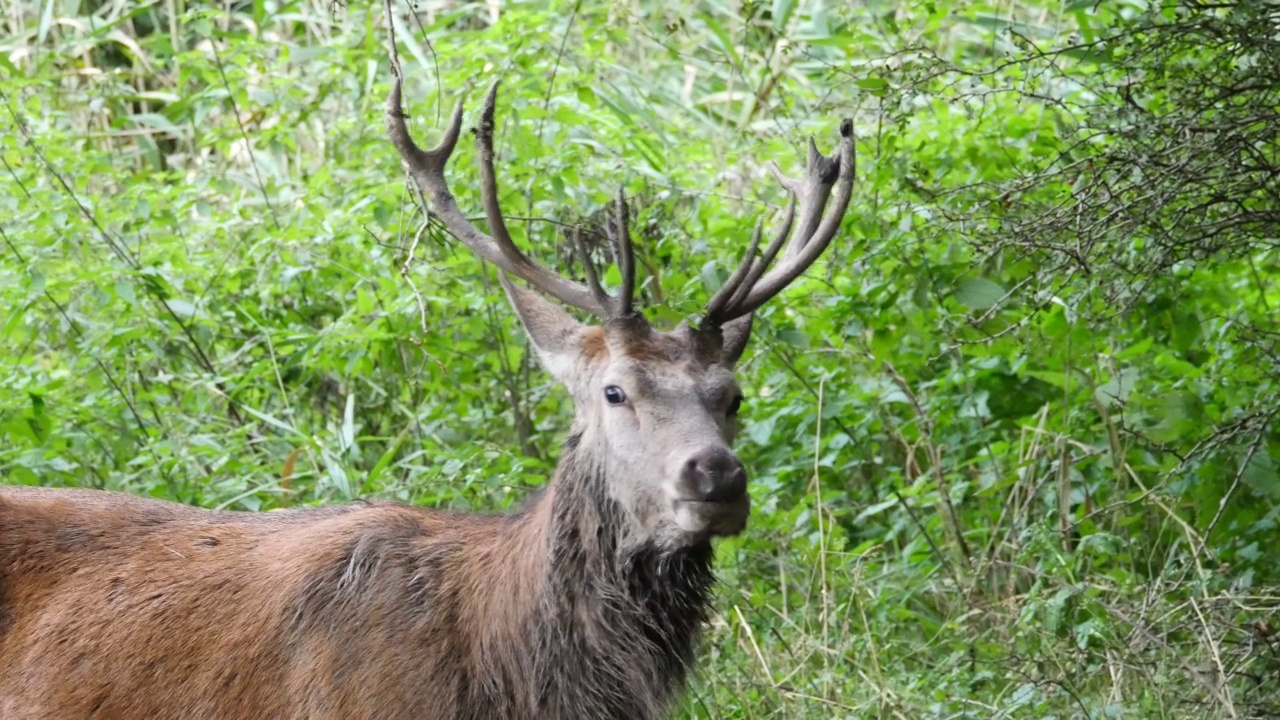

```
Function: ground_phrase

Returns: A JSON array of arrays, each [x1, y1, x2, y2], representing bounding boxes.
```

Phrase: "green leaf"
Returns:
[[341, 392, 356, 454], [700, 14, 742, 69], [1095, 367, 1139, 405], [855, 497, 898, 522], [130, 113, 182, 135], [1114, 336, 1154, 360], [771, 0, 796, 28], [1242, 450, 1280, 500], [241, 406, 305, 438], [37, 0, 55, 44], [777, 328, 809, 348], [745, 415, 777, 446], [1154, 352, 1199, 378], [954, 277, 1007, 311], [700, 260, 723, 293], [1060, 44, 1115, 65], [167, 299, 198, 318], [1024, 370, 1072, 391]]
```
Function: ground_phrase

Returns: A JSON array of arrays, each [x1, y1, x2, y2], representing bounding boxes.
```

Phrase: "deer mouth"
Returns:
[[674, 493, 750, 537]]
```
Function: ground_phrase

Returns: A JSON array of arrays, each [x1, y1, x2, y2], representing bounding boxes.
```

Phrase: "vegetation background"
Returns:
[[3, 0, 1278, 716]]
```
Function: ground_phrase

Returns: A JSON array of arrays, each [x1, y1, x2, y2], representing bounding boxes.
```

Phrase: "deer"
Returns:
[[0, 45, 854, 720]]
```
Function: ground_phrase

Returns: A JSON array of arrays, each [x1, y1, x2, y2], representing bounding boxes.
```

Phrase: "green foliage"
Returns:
[[3, 0, 1279, 717]]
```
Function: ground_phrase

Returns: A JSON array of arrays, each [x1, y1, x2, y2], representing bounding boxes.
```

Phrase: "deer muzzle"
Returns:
[[673, 447, 750, 537]]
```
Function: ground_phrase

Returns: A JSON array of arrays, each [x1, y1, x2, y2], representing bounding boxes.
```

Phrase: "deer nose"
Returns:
[[680, 447, 748, 503]]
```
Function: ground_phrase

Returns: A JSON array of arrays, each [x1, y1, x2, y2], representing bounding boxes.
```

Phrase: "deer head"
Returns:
[[385, 63, 854, 552]]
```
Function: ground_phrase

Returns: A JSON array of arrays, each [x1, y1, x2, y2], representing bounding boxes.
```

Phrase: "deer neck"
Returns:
[[489, 430, 716, 718], [544, 429, 716, 589]]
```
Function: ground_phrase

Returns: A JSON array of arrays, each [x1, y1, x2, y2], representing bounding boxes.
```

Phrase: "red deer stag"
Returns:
[[0, 53, 854, 720]]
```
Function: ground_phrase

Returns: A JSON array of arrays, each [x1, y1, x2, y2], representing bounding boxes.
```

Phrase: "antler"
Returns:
[[703, 121, 856, 327], [384, 21, 635, 319]]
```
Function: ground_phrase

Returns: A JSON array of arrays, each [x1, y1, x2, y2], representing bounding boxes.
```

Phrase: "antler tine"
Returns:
[[384, 11, 611, 317], [707, 182, 798, 324], [612, 189, 636, 317], [704, 119, 856, 324], [769, 138, 834, 262], [705, 218, 764, 320], [474, 82, 525, 262], [726, 193, 794, 310], [571, 226, 612, 311]]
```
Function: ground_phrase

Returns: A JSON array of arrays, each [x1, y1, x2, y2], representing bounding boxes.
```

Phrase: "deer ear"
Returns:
[[720, 313, 754, 367], [499, 274, 586, 383]]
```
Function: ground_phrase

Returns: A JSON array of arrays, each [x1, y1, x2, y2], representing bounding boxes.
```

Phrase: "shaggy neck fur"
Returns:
[[493, 430, 716, 720]]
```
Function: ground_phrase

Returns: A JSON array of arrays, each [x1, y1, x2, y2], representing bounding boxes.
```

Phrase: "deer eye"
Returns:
[[604, 386, 627, 405], [727, 394, 743, 417]]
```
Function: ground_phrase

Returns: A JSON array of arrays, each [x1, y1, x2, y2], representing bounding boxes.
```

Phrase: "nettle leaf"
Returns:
[[954, 277, 1007, 310]]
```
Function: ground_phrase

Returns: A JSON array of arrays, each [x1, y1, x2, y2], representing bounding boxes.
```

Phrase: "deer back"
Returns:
[[0, 486, 546, 719]]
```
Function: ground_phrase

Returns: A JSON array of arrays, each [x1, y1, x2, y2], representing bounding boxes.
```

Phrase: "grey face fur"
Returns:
[[502, 279, 754, 550]]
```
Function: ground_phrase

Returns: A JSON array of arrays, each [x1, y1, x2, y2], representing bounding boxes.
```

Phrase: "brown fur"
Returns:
[[579, 326, 608, 360], [0, 427, 715, 720]]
